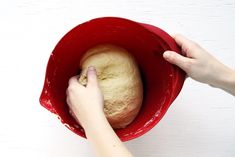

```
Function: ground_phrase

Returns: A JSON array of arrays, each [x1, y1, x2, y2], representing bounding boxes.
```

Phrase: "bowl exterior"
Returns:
[[39, 17, 185, 141]]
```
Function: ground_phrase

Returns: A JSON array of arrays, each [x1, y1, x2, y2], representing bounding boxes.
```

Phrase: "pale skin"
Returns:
[[66, 34, 235, 157], [66, 67, 133, 157]]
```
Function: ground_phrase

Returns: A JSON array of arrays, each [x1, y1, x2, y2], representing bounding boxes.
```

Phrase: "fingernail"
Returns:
[[88, 66, 95, 71], [87, 66, 96, 76], [163, 51, 171, 58]]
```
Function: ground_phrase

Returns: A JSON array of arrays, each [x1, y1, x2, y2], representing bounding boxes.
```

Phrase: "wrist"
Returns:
[[213, 67, 235, 90], [81, 111, 108, 131]]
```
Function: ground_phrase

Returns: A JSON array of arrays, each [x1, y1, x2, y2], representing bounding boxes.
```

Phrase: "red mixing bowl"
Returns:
[[39, 17, 185, 141]]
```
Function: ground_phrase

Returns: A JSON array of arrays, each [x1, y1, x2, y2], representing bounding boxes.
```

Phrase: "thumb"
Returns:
[[163, 51, 192, 71], [87, 66, 98, 87]]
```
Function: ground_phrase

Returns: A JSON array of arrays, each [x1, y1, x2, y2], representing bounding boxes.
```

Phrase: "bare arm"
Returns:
[[66, 67, 133, 157], [163, 34, 235, 96]]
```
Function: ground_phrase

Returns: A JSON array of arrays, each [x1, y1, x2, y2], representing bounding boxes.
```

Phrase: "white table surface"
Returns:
[[0, 0, 235, 156]]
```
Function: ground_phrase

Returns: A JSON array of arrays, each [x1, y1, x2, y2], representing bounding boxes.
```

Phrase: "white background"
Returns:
[[0, 0, 235, 157]]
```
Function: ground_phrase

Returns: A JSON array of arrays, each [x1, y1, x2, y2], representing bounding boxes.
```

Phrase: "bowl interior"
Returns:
[[40, 17, 184, 141]]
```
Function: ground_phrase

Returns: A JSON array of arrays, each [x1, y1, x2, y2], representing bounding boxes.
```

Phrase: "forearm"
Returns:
[[220, 68, 235, 96], [83, 114, 133, 157], [212, 66, 235, 96], [66, 68, 133, 156]]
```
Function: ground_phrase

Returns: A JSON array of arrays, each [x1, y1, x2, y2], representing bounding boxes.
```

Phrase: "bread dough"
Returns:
[[78, 44, 143, 128]]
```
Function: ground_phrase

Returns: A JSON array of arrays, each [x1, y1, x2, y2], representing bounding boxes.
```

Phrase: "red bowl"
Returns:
[[39, 17, 185, 141]]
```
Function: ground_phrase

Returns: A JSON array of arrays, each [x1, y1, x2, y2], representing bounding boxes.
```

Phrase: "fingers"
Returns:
[[66, 96, 71, 105], [68, 76, 82, 87], [87, 66, 98, 87], [172, 34, 200, 57], [172, 34, 193, 48], [67, 75, 83, 96], [68, 76, 78, 85], [67, 66, 98, 90], [163, 51, 193, 72]]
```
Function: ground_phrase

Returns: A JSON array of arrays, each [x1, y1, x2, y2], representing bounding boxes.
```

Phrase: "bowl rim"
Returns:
[[39, 16, 186, 141]]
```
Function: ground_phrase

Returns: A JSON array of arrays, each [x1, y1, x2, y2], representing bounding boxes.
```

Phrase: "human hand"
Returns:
[[67, 67, 133, 157], [66, 66, 104, 128], [163, 34, 234, 90]]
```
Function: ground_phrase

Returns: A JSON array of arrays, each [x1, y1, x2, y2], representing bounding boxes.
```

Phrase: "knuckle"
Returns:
[[167, 52, 175, 61], [68, 77, 75, 85], [67, 85, 75, 93], [173, 34, 182, 40], [189, 42, 199, 50], [170, 55, 176, 63], [183, 60, 194, 71], [66, 97, 70, 105], [69, 76, 79, 85]]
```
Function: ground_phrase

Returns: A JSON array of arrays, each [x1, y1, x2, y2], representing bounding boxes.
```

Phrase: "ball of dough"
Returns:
[[78, 44, 143, 128]]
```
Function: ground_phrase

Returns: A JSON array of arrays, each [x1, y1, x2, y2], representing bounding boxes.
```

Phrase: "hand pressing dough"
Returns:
[[78, 44, 143, 128]]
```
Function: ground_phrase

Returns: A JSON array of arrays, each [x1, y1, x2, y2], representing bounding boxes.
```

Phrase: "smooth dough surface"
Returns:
[[78, 44, 143, 128]]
